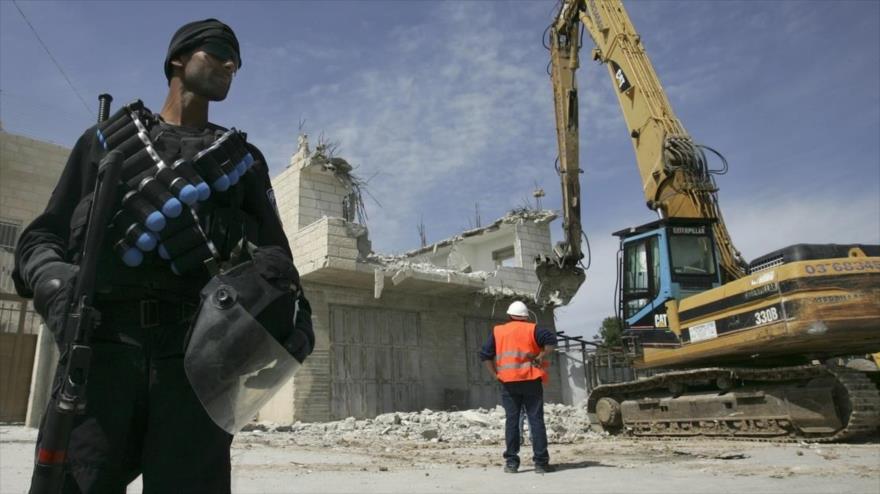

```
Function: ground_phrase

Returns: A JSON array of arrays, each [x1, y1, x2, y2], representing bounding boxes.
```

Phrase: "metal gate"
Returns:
[[0, 293, 41, 422], [463, 317, 503, 410], [329, 305, 421, 419]]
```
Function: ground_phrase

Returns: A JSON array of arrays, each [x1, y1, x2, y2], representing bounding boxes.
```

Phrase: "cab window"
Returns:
[[622, 235, 660, 319], [669, 234, 716, 276]]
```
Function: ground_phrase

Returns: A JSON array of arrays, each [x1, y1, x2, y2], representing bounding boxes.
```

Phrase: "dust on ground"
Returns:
[[2, 404, 879, 493]]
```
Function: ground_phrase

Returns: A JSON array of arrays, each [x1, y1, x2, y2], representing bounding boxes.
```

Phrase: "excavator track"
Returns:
[[587, 365, 880, 443]]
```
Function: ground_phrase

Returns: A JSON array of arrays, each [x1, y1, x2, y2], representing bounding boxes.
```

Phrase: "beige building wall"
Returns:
[[0, 130, 70, 293]]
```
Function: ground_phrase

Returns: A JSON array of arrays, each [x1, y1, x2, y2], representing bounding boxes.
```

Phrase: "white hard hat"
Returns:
[[507, 301, 529, 319]]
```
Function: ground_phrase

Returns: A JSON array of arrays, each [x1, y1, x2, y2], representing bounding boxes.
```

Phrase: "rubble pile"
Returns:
[[245, 404, 601, 446]]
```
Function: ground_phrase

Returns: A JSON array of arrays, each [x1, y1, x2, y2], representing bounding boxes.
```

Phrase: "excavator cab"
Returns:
[[616, 219, 722, 341]]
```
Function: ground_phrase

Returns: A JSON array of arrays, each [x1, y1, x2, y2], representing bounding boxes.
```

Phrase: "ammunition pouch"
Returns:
[[95, 100, 256, 275]]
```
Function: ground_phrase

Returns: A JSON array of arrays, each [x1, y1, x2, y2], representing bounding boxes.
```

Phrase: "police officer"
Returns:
[[13, 19, 313, 493], [479, 301, 556, 474]]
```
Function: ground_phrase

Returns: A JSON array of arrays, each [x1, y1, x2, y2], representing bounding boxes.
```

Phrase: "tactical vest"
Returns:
[[67, 101, 259, 296]]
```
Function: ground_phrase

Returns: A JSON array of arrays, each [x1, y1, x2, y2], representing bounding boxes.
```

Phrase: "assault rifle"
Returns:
[[29, 94, 124, 494]]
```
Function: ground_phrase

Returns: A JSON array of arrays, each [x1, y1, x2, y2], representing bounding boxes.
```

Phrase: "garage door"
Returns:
[[329, 305, 421, 419]]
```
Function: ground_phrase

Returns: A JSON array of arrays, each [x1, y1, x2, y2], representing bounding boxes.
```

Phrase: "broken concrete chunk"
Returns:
[[459, 411, 495, 427], [374, 268, 385, 299]]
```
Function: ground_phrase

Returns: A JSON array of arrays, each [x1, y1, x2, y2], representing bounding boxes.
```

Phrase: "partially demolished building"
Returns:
[[261, 136, 564, 423]]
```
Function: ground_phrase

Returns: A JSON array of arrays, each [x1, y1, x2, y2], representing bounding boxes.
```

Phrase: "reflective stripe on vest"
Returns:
[[493, 320, 548, 384]]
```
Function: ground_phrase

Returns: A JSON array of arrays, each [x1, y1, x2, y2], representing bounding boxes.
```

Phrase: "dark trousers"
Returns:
[[37, 309, 232, 494], [499, 379, 549, 467]]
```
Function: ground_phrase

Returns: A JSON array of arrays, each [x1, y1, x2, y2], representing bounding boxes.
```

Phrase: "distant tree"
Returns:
[[594, 316, 623, 348]]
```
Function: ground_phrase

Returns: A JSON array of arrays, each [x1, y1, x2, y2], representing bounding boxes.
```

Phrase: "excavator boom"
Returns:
[[535, 6, 586, 306], [551, 0, 746, 281]]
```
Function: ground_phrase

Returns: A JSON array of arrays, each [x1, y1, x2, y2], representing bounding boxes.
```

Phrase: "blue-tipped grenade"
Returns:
[[115, 239, 144, 267], [112, 209, 159, 253], [138, 177, 181, 218], [195, 181, 211, 201], [122, 190, 165, 232], [154, 166, 198, 205], [211, 134, 245, 184], [222, 131, 253, 175], [192, 149, 229, 192], [212, 146, 239, 186], [136, 230, 157, 251], [122, 146, 199, 207], [171, 159, 211, 201], [126, 223, 157, 252], [96, 101, 143, 149], [226, 165, 241, 186]]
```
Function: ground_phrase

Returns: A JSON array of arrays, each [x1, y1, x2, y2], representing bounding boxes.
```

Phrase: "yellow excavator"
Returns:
[[538, 0, 880, 440]]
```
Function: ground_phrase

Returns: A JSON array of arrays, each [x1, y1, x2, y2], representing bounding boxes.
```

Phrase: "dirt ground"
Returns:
[[2, 425, 878, 494]]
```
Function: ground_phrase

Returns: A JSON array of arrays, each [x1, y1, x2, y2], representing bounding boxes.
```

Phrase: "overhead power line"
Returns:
[[12, 0, 93, 117]]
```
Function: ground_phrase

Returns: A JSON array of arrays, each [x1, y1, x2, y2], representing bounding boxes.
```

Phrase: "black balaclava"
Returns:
[[164, 18, 241, 83]]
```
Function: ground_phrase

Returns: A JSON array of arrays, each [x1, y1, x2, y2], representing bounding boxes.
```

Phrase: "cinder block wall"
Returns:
[[0, 131, 69, 228], [514, 219, 553, 269], [272, 156, 352, 236]]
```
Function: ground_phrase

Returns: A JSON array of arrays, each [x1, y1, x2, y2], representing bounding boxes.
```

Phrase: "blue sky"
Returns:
[[2, 0, 878, 338]]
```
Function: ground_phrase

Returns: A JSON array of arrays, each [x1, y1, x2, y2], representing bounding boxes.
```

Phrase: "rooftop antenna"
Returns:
[[417, 215, 427, 247], [532, 182, 545, 210]]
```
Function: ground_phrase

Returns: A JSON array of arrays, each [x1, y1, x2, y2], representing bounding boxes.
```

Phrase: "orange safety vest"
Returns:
[[493, 320, 549, 384]]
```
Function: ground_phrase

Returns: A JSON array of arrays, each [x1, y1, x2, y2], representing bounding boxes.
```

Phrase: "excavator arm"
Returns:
[[535, 1, 587, 306], [547, 0, 747, 281]]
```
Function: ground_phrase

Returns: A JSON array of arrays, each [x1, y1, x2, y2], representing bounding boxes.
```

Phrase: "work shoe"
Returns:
[[503, 464, 518, 474], [534, 464, 555, 474]]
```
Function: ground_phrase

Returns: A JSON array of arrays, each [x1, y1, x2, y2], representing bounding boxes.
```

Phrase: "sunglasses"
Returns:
[[199, 41, 240, 68]]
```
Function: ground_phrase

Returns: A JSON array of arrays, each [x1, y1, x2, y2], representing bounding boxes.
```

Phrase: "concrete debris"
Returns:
[[246, 404, 598, 446], [399, 208, 557, 260]]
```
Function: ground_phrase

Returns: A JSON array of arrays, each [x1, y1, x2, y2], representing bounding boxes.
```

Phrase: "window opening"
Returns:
[[492, 246, 516, 268]]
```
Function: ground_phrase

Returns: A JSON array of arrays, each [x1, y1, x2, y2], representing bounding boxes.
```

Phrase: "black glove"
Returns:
[[249, 245, 312, 363], [31, 261, 79, 342], [251, 245, 301, 295]]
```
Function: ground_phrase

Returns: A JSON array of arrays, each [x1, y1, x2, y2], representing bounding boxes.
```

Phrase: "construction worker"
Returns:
[[480, 300, 557, 474]]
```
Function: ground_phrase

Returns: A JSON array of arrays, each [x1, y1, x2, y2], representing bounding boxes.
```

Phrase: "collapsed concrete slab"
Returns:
[[277, 134, 561, 305]]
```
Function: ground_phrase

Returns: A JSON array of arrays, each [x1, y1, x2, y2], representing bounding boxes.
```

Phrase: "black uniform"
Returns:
[[13, 118, 308, 493]]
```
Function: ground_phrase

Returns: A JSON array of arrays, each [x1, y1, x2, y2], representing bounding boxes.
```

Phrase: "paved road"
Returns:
[[2, 426, 878, 493]]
